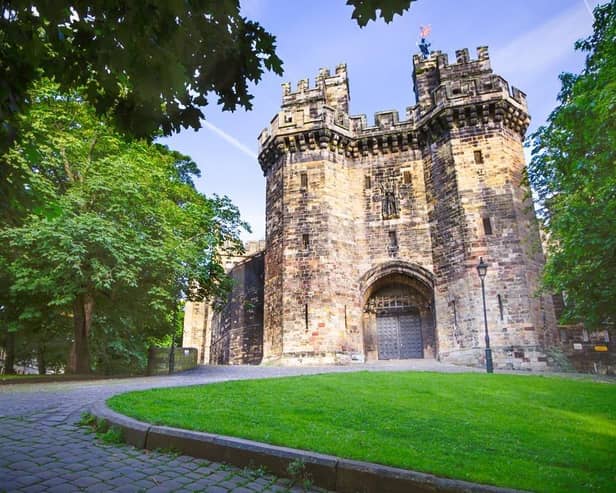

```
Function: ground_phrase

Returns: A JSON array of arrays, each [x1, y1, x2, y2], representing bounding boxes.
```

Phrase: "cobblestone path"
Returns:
[[1, 360, 463, 493]]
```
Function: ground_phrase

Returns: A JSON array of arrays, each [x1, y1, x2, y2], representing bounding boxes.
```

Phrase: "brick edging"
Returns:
[[91, 401, 527, 493]]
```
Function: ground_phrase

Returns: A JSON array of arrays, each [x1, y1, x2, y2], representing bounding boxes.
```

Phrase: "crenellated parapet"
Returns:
[[258, 46, 530, 173]]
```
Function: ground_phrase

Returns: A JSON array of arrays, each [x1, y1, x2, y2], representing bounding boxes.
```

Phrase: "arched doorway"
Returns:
[[369, 284, 424, 359], [361, 262, 435, 360]]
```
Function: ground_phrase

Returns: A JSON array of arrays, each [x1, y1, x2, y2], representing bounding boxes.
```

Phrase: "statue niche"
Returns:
[[380, 181, 399, 220]]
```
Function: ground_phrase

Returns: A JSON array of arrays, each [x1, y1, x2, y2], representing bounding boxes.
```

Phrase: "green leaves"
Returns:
[[0, 1, 283, 143], [346, 0, 417, 27], [527, 1, 616, 328], [0, 79, 247, 373]]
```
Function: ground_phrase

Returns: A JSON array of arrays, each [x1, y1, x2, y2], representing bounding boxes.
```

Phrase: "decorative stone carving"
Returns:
[[380, 181, 399, 220]]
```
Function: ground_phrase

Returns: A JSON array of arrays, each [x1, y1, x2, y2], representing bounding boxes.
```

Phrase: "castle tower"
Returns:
[[258, 47, 557, 369]]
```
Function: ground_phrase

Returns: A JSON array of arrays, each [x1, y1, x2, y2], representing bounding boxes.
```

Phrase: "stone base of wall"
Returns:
[[262, 351, 366, 366], [440, 345, 550, 372]]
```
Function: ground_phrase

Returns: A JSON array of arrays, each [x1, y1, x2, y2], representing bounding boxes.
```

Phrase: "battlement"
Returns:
[[413, 46, 527, 110], [412, 46, 491, 76], [281, 63, 349, 114], [258, 46, 530, 169]]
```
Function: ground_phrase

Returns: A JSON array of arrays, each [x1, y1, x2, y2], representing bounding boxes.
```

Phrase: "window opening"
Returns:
[[388, 230, 398, 248], [483, 217, 493, 235], [452, 299, 458, 329]]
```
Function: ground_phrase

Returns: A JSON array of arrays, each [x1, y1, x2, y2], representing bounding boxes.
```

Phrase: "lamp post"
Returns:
[[476, 257, 494, 373]]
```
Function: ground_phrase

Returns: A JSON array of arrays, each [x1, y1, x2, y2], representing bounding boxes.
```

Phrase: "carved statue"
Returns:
[[380, 182, 399, 219]]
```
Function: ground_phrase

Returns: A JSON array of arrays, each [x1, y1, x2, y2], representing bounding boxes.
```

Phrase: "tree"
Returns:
[[0, 1, 283, 140], [0, 1, 418, 223], [527, 1, 616, 328], [0, 80, 247, 373], [0, 1, 282, 224], [0, 1, 414, 141]]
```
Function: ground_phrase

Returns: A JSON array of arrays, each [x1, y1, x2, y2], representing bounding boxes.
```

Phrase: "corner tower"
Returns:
[[258, 65, 364, 364], [258, 47, 557, 369], [413, 47, 557, 368]]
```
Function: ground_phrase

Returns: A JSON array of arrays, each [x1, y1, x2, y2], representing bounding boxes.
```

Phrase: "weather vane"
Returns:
[[417, 25, 432, 59]]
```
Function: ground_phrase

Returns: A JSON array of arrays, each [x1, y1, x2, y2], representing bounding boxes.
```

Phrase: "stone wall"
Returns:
[[258, 46, 557, 369], [210, 252, 265, 365], [182, 301, 209, 364]]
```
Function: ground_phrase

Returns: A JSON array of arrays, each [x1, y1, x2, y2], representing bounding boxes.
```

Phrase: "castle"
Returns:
[[183, 46, 558, 371]]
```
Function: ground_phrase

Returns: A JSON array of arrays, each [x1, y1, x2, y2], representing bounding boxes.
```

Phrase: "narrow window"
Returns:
[[483, 217, 493, 235], [497, 294, 504, 321], [344, 305, 348, 330], [305, 304, 309, 331], [364, 175, 371, 189], [388, 230, 398, 248], [452, 299, 458, 329], [474, 150, 484, 164], [302, 233, 309, 249], [403, 170, 412, 184], [300, 172, 308, 190], [284, 113, 293, 123]]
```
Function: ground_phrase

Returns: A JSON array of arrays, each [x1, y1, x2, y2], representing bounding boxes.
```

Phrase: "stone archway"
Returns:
[[360, 262, 436, 361]]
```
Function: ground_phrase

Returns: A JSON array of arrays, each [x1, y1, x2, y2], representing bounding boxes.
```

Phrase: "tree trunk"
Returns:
[[4, 331, 16, 374], [71, 293, 94, 374], [37, 346, 47, 375]]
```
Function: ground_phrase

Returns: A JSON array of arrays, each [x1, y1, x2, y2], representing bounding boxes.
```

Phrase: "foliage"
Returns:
[[0, 80, 247, 373], [346, 0, 417, 26], [0, 1, 282, 225], [99, 425, 124, 444], [0, 1, 283, 141], [0, 1, 419, 220], [78, 412, 97, 427], [78, 413, 123, 443], [286, 459, 313, 491], [108, 372, 616, 493], [527, 1, 616, 328]]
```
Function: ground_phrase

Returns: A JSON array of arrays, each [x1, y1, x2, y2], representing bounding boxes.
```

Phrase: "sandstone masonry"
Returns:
[[185, 46, 558, 371]]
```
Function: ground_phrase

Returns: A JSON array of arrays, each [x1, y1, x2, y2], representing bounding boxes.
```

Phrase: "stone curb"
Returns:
[[91, 400, 527, 493]]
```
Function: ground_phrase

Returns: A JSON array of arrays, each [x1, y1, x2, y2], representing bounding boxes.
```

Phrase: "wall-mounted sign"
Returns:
[[594, 345, 608, 352], [573, 343, 583, 350]]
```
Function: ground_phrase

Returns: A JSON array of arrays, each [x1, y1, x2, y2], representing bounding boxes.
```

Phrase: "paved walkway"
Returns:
[[0, 361, 607, 492]]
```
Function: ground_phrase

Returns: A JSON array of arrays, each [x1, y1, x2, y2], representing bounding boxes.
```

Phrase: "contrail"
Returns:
[[203, 121, 258, 160], [582, 0, 594, 18]]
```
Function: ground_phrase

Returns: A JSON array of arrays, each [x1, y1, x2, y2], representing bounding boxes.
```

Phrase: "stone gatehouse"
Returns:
[[184, 46, 558, 371]]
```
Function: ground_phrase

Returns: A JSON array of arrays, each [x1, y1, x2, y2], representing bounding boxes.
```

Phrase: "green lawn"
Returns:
[[108, 372, 616, 492]]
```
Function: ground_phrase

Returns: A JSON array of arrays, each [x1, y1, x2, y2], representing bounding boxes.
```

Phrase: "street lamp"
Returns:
[[476, 257, 494, 373]]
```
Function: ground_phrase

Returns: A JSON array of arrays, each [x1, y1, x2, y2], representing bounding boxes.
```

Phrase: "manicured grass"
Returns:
[[108, 372, 616, 492]]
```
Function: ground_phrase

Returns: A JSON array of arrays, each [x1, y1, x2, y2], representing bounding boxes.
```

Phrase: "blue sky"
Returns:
[[161, 0, 602, 241]]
